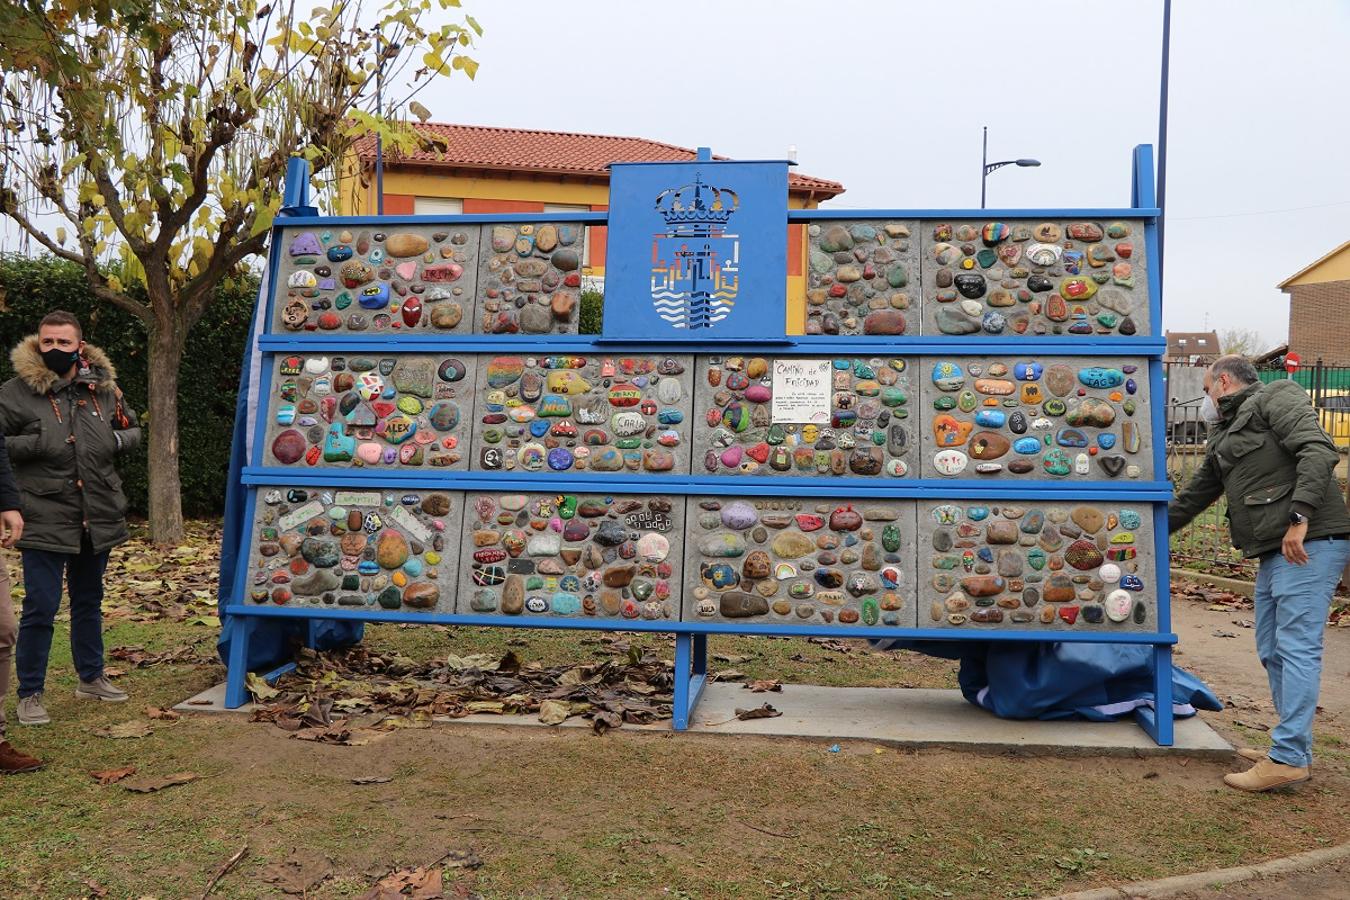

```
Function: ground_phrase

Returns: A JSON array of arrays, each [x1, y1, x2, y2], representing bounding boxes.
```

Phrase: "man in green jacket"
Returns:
[[0, 310, 141, 726], [1170, 354, 1350, 791]]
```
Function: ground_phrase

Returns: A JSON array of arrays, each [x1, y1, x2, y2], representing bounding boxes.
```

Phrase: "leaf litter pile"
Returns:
[[250, 639, 675, 742]]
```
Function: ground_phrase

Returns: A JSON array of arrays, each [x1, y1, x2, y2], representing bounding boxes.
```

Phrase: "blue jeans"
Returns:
[[15, 533, 111, 697], [1253, 537, 1350, 767]]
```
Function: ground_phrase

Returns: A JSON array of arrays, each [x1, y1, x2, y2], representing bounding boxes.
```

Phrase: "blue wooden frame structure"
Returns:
[[222, 145, 1175, 745]]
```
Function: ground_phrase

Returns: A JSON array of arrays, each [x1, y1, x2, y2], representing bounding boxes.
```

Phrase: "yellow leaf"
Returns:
[[245, 672, 279, 702], [55, 226, 67, 244], [538, 699, 570, 726]]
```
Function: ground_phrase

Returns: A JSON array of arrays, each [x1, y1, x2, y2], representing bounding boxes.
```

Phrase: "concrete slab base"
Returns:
[[177, 682, 1232, 757]]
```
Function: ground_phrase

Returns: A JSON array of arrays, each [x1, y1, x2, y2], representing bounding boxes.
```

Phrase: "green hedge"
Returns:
[[0, 255, 258, 517]]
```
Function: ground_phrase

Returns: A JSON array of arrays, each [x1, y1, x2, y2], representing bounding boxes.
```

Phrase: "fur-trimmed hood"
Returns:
[[10, 334, 119, 394]]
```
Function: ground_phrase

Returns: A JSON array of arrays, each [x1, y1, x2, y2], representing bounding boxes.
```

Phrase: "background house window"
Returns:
[[414, 197, 463, 215]]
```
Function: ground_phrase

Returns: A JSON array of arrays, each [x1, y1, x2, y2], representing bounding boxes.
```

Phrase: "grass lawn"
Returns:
[[2, 524, 1348, 898]]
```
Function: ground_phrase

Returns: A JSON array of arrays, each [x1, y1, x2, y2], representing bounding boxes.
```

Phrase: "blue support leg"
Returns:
[[1135, 644, 1176, 746], [687, 632, 708, 724], [223, 616, 256, 709], [672, 633, 692, 731]]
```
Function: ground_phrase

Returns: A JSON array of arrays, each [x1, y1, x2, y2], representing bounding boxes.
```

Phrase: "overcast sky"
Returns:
[[398, 0, 1349, 351], [5, 1, 1345, 351]]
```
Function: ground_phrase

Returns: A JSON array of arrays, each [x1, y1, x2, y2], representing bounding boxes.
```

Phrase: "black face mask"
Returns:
[[40, 347, 80, 375]]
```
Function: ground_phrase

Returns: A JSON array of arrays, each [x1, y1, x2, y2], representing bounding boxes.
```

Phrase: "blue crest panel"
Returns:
[[603, 160, 790, 341]]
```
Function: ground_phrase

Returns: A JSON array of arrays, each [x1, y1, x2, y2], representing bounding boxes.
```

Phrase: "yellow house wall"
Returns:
[[1283, 246, 1350, 287], [337, 162, 819, 333]]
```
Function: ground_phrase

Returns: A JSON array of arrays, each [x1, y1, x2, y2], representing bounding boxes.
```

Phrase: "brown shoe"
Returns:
[[0, 739, 43, 773], [1236, 747, 1266, 763], [1223, 757, 1310, 792]]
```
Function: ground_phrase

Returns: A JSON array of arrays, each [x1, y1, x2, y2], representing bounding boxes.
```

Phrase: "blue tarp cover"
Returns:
[[872, 639, 1222, 721]]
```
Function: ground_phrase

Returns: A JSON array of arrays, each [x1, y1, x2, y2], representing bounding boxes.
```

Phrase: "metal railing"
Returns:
[[1165, 359, 1350, 577]]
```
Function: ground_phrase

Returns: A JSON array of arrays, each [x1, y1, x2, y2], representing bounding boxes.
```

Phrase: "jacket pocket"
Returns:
[[1243, 481, 1294, 546]]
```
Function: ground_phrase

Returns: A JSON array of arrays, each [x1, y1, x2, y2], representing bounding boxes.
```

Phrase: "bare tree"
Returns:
[[1219, 328, 1268, 358]]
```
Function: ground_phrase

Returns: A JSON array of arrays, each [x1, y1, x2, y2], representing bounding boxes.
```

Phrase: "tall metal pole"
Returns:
[[1156, 0, 1172, 281], [980, 125, 988, 209], [375, 33, 385, 215]]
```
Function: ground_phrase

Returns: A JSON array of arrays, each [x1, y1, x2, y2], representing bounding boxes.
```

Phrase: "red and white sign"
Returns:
[[1285, 352, 1301, 373]]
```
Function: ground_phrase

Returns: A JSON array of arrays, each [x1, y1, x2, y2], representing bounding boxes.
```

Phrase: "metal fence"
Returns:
[[1165, 359, 1350, 577]]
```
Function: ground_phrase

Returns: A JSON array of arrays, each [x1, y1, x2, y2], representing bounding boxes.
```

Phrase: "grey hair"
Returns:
[[1209, 354, 1259, 386]]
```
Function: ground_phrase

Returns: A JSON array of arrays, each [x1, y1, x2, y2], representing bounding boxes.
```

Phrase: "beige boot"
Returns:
[[1235, 748, 1266, 763], [1223, 757, 1310, 792]]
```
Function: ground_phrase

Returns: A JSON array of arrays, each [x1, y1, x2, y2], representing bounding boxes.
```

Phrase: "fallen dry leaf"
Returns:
[[246, 671, 280, 702], [89, 765, 137, 785], [734, 703, 782, 721], [538, 699, 570, 725], [362, 864, 442, 900], [259, 849, 334, 895], [121, 771, 198, 793], [744, 679, 783, 693], [144, 706, 181, 721], [94, 720, 154, 739]]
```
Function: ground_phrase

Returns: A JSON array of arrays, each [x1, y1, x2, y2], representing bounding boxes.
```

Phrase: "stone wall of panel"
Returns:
[[273, 225, 480, 334], [474, 223, 584, 334], [804, 220, 919, 336], [919, 219, 1150, 337], [693, 355, 916, 477], [458, 492, 683, 620], [917, 501, 1156, 631], [920, 356, 1152, 481], [470, 354, 694, 474], [683, 497, 918, 627], [264, 353, 475, 470], [245, 486, 463, 614]]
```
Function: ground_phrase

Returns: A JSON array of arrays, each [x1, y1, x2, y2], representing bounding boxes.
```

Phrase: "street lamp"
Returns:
[[981, 125, 1040, 208]]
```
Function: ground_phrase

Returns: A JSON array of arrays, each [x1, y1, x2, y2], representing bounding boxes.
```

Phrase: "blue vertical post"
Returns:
[[281, 157, 318, 217], [223, 616, 256, 708], [672, 633, 692, 731]]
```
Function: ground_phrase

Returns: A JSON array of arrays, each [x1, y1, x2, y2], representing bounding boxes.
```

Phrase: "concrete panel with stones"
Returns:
[[271, 224, 480, 335], [473, 223, 585, 335], [243, 486, 464, 615], [683, 497, 918, 628], [458, 492, 684, 621], [804, 220, 920, 336], [918, 219, 1151, 338], [693, 355, 917, 478], [916, 501, 1157, 631], [919, 356, 1152, 481], [264, 353, 476, 471], [469, 354, 694, 474]]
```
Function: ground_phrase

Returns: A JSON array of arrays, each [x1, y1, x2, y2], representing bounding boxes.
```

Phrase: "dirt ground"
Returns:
[[3, 587, 1350, 898]]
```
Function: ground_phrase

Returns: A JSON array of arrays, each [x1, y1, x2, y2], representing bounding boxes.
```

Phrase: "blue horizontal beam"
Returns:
[[272, 211, 608, 227], [788, 208, 1160, 221], [239, 467, 1174, 500], [255, 335, 1168, 357], [223, 604, 1177, 645]]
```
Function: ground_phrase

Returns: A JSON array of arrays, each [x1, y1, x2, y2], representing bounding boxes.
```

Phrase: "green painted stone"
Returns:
[[861, 598, 880, 626], [559, 495, 578, 518], [976, 249, 998, 269], [483, 428, 503, 443], [616, 437, 641, 450], [1042, 449, 1071, 476], [871, 430, 886, 446], [1043, 398, 1067, 416], [881, 387, 907, 407], [376, 585, 402, 609], [1123, 399, 1137, 416], [958, 390, 977, 412], [882, 524, 901, 553], [934, 396, 956, 411], [396, 396, 423, 416], [335, 292, 353, 310], [766, 423, 787, 445], [1027, 548, 1046, 570], [1096, 313, 1119, 328], [887, 264, 908, 288]]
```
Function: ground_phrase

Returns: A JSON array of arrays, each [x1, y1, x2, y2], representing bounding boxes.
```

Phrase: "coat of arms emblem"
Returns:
[[649, 174, 739, 330]]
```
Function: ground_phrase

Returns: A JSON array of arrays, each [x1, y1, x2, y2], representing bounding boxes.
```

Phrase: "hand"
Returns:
[[0, 509, 23, 548], [1282, 520, 1309, 565]]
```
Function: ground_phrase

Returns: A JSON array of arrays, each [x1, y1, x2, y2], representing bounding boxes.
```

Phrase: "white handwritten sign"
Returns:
[[771, 359, 832, 424]]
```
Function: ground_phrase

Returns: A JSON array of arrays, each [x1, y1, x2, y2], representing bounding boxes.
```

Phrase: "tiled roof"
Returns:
[[1165, 331, 1220, 357], [352, 122, 845, 197]]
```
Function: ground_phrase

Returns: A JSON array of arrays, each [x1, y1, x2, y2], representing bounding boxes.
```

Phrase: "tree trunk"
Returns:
[[146, 319, 186, 546]]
